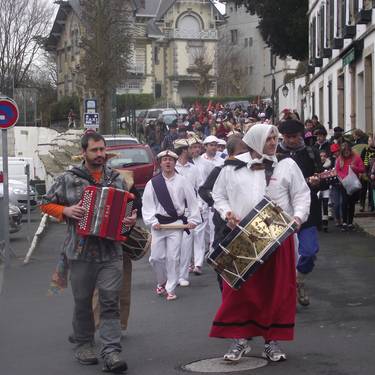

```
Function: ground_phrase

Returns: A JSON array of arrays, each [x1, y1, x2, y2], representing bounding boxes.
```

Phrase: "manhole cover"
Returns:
[[183, 357, 268, 373]]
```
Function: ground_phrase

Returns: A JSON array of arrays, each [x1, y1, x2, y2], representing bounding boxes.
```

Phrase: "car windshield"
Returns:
[[147, 110, 162, 119], [163, 114, 177, 125], [105, 139, 138, 147], [107, 148, 151, 168]]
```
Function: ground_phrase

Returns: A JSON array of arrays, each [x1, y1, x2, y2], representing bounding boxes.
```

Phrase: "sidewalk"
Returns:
[[355, 209, 375, 236]]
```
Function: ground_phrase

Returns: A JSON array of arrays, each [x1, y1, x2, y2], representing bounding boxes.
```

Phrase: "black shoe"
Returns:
[[75, 343, 98, 365], [68, 333, 77, 344], [102, 352, 128, 373]]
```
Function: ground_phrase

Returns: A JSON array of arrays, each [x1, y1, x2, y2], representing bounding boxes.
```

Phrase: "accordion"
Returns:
[[77, 186, 135, 241]]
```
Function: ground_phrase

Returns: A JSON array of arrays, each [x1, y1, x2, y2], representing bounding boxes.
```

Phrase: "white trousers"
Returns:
[[149, 227, 183, 294], [179, 220, 206, 281], [202, 206, 215, 250]]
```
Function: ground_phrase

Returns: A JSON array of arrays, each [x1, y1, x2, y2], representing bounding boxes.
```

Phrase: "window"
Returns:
[[326, 0, 334, 47], [178, 14, 201, 38], [135, 48, 145, 74], [336, 0, 345, 38], [244, 38, 248, 47], [107, 148, 152, 168], [154, 46, 159, 65], [317, 7, 324, 57], [230, 29, 238, 44], [64, 42, 68, 62], [249, 37, 253, 47]]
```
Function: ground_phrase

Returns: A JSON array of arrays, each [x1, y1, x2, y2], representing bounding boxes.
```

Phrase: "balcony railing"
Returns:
[[169, 29, 218, 40], [128, 64, 145, 74]]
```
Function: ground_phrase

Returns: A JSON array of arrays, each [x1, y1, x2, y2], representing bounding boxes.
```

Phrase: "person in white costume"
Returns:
[[173, 139, 205, 286], [202, 135, 225, 254], [188, 137, 213, 274], [142, 150, 201, 301], [210, 123, 311, 363]]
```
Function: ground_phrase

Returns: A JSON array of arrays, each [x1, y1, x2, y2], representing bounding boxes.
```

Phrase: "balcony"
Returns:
[[169, 29, 218, 40], [323, 48, 332, 58], [343, 25, 356, 39], [314, 57, 323, 67], [357, 8, 372, 24], [128, 64, 145, 75], [332, 38, 344, 49]]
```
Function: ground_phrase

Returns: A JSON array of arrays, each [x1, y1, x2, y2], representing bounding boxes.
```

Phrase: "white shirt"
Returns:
[[176, 160, 204, 211], [202, 152, 225, 172], [142, 172, 201, 227], [192, 155, 214, 183], [212, 153, 310, 223]]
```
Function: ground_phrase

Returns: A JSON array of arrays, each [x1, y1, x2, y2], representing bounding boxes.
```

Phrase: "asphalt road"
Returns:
[[0, 213, 374, 375]]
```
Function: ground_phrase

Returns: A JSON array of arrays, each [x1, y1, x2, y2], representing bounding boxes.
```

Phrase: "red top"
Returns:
[[335, 153, 365, 180]]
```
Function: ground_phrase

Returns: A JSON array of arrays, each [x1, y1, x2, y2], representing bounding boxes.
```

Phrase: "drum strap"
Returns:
[[151, 173, 190, 234]]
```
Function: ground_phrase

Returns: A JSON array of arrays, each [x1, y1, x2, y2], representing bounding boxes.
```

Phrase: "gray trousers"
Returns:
[[70, 259, 123, 357]]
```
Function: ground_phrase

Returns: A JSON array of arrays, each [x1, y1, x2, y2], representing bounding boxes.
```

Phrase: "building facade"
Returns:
[[307, 0, 375, 134], [46, 0, 224, 106], [218, 1, 299, 97]]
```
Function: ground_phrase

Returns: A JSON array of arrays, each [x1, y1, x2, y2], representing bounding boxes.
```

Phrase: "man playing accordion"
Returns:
[[209, 124, 310, 362], [41, 131, 137, 373]]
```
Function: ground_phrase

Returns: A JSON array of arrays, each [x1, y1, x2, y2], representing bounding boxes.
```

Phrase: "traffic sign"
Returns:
[[0, 98, 19, 129], [84, 112, 99, 129], [84, 99, 97, 114]]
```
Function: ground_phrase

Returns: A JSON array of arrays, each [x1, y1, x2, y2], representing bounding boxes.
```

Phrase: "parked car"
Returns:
[[8, 179, 37, 213], [161, 108, 189, 127], [9, 204, 22, 233], [106, 144, 158, 192], [103, 135, 140, 147], [224, 101, 250, 110], [143, 108, 164, 127]]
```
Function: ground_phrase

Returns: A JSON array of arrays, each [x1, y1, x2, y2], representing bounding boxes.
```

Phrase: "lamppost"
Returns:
[[272, 82, 289, 124]]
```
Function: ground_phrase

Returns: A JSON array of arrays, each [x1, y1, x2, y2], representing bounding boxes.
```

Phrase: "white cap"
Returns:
[[188, 136, 202, 146], [203, 135, 219, 144], [217, 139, 226, 146], [173, 138, 190, 149], [259, 113, 266, 118], [156, 150, 178, 160]]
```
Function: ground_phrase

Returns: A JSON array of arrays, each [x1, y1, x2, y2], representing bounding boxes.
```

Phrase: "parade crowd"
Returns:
[[39, 101, 374, 373]]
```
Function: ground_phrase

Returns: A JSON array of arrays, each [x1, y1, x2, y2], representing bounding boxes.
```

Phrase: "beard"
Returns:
[[86, 156, 105, 168]]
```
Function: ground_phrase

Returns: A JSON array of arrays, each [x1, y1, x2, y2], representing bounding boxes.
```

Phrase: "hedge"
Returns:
[[116, 94, 154, 114], [182, 96, 258, 107]]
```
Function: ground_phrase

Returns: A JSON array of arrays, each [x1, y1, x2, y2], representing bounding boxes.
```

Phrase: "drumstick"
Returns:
[[158, 224, 191, 230]]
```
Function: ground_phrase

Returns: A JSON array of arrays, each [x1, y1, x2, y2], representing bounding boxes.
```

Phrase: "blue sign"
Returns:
[[84, 112, 99, 128], [0, 98, 19, 129], [84, 99, 97, 114]]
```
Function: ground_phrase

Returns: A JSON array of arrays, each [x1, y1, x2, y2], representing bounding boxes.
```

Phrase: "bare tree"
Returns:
[[80, 0, 133, 134], [0, 0, 53, 96], [217, 44, 247, 96], [188, 50, 214, 96]]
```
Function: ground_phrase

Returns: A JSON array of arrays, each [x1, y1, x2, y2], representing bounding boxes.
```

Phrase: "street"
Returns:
[[0, 213, 374, 375]]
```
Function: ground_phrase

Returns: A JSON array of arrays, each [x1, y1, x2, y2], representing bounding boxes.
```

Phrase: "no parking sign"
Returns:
[[0, 97, 19, 267], [0, 98, 19, 129]]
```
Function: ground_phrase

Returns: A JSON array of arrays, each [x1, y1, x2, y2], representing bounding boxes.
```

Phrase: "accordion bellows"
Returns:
[[77, 186, 135, 241]]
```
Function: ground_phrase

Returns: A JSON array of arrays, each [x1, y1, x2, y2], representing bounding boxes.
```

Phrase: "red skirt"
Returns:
[[209, 235, 296, 341]]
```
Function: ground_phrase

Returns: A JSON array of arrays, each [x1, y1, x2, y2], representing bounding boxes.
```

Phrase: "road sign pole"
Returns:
[[1, 129, 10, 267]]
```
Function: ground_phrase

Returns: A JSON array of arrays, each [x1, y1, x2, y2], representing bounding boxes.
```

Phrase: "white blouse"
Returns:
[[212, 153, 311, 223]]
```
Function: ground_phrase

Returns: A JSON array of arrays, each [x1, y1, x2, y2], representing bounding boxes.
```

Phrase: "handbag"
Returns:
[[340, 167, 362, 195]]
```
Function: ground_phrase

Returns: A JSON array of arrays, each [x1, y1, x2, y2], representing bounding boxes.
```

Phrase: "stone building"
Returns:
[[217, 1, 299, 98], [306, 0, 375, 133], [45, 0, 224, 106]]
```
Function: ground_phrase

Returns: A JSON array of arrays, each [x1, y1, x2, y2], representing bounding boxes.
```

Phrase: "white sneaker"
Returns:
[[262, 341, 287, 362], [179, 279, 190, 287], [223, 339, 251, 361]]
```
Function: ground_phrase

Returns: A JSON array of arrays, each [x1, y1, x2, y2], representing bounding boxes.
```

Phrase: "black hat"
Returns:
[[278, 119, 304, 134], [314, 127, 327, 136], [333, 126, 344, 133]]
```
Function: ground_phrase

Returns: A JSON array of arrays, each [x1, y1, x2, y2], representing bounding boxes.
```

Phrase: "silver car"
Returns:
[[9, 179, 38, 213], [9, 204, 22, 233]]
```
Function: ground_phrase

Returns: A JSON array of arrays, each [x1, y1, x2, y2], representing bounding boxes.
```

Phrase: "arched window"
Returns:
[[178, 15, 201, 33]]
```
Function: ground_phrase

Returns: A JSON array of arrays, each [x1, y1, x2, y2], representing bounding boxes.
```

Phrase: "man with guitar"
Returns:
[[277, 119, 324, 307]]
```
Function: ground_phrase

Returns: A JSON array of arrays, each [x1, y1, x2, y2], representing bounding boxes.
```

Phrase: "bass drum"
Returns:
[[122, 226, 151, 261]]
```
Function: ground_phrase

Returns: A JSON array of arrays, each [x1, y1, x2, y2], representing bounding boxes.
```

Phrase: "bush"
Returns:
[[116, 94, 154, 115], [182, 96, 258, 107], [50, 95, 80, 122]]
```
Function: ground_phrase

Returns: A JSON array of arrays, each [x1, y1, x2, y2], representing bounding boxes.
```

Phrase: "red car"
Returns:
[[106, 144, 159, 192]]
